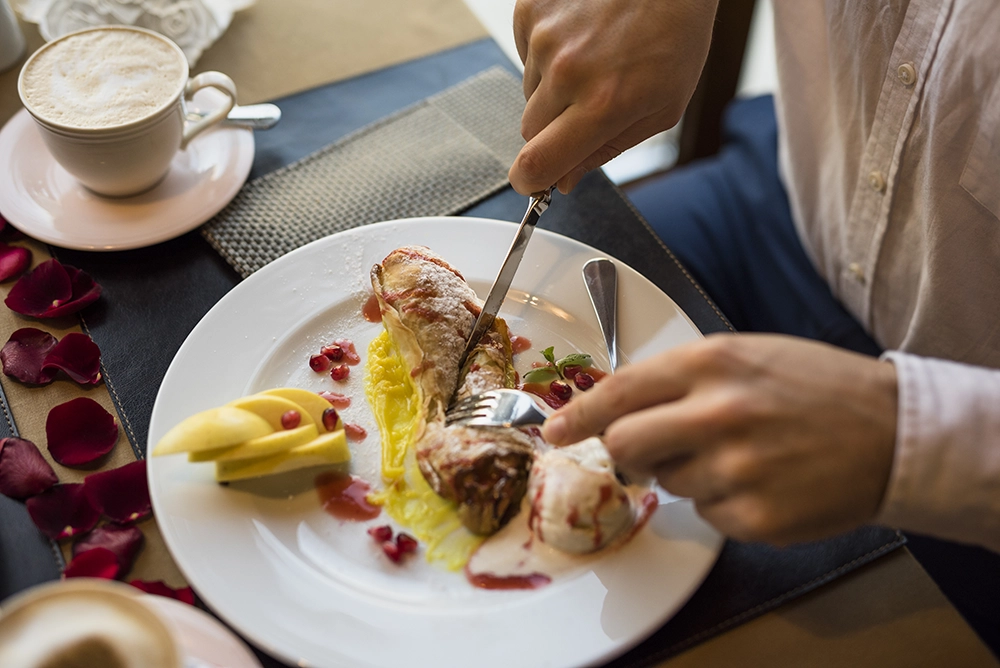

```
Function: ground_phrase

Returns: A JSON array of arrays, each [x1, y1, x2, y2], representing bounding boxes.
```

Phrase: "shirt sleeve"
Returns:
[[876, 351, 1000, 552]]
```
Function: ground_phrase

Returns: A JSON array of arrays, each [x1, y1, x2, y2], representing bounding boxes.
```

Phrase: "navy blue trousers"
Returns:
[[628, 95, 880, 357], [626, 95, 1000, 656]]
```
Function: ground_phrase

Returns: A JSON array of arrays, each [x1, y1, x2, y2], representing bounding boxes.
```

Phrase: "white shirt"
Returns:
[[772, 0, 1000, 551]]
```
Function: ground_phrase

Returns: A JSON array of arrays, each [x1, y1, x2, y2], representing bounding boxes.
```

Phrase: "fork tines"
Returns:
[[444, 391, 501, 426]]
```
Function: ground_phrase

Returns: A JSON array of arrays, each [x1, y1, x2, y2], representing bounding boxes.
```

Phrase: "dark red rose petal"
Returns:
[[73, 524, 144, 572], [4, 259, 101, 318], [1, 328, 58, 385], [5, 259, 71, 316], [129, 580, 196, 605], [84, 460, 150, 524], [0, 437, 58, 499], [0, 214, 21, 241], [26, 483, 100, 540], [42, 332, 102, 385], [61, 265, 102, 317], [0, 243, 30, 282], [46, 397, 118, 466], [63, 547, 120, 580]]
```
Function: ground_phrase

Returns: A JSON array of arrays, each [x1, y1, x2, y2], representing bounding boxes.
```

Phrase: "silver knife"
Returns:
[[459, 186, 554, 368]]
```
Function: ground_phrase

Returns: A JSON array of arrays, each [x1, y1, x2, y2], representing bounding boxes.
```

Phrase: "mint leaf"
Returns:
[[541, 346, 556, 364], [523, 367, 559, 383], [556, 353, 593, 375]]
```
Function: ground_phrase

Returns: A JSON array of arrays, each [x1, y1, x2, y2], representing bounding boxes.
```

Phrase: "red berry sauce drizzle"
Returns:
[[465, 570, 551, 590], [363, 294, 383, 323], [510, 335, 531, 355], [315, 472, 381, 521]]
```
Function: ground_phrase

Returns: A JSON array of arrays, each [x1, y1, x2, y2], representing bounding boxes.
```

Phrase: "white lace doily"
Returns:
[[13, 0, 254, 65]]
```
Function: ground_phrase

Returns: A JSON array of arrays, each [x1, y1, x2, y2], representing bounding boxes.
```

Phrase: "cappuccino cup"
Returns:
[[0, 579, 181, 668], [18, 25, 237, 198]]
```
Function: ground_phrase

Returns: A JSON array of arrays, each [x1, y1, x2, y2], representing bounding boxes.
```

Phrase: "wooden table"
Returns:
[[0, 2, 996, 666]]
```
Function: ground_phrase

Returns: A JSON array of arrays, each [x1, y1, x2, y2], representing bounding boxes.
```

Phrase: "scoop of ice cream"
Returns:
[[527, 437, 634, 554]]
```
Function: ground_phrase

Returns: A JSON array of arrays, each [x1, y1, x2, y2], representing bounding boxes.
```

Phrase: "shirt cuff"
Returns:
[[876, 351, 1000, 552]]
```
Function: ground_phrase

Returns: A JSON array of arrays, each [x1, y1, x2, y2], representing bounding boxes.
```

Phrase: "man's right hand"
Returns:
[[509, 0, 719, 194]]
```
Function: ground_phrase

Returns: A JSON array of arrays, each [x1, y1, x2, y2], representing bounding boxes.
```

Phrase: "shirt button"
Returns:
[[897, 62, 917, 86], [848, 262, 866, 283], [868, 170, 887, 193]]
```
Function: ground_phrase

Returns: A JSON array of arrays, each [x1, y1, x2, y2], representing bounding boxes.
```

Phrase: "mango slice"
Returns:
[[260, 388, 339, 429], [188, 424, 319, 463], [214, 430, 350, 482], [152, 407, 272, 456], [227, 394, 314, 430], [153, 388, 353, 483]]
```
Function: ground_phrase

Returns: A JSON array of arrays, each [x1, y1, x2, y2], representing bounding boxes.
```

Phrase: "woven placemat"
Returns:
[[202, 66, 526, 278]]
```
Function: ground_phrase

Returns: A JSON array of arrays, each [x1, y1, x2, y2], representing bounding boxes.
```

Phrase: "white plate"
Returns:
[[148, 217, 723, 668], [141, 595, 262, 668], [0, 104, 254, 251]]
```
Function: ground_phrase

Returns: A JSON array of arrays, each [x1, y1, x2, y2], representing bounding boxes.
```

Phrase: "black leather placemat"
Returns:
[[12, 37, 903, 666]]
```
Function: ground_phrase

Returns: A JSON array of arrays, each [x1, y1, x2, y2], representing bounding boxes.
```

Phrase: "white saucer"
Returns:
[[0, 108, 254, 251], [140, 594, 263, 668]]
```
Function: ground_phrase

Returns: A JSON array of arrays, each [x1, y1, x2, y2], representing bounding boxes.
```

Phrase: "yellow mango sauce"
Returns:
[[364, 331, 483, 570]]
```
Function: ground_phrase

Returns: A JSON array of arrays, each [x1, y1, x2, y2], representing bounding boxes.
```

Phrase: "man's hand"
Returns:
[[509, 0, 719, 194], [542, 334, 899, 545]]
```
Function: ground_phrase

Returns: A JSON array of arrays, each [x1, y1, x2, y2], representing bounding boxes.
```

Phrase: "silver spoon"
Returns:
[[583, 257, 619, 372], [583, 257, 638, 485], [186, 102, 282, 131]]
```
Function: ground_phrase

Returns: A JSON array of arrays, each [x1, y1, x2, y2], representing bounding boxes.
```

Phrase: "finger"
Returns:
[[694, 495, 791, 545], [512, 0, 533, 66], [692, 496, 752, 541], [602, 396, 729, 471], [542, 349, 698, 445], [509, 102, 635, 194], [654, 455, 719, 502], [521, 48, 543, 102], [520, 76, 566, 141], [556, 166, 589, 194], [557, 110, 684, 191]]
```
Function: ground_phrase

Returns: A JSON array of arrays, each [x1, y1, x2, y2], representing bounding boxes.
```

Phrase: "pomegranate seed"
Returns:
[[321, 344, 344, 361], [574, 372, 595, 391], [309, 354, 331, 372], [396, 533, 418, 554], [562, 364, 582, 380], [280, 410, 301, 430], [318, 391, 351, 409], [330, 364, 350, 381], [367, 524, 393, 542], [382, 540, 402, 563], [344, 423, 367, 442], [322, 407, 339, 431], [549, 380, 573, 401]]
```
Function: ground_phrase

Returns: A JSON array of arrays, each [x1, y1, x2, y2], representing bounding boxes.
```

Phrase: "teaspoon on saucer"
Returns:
[[187, 102, 281, 131]]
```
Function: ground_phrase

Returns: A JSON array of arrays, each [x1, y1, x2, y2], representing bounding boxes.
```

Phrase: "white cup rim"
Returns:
[[17, 25, 190, 135]]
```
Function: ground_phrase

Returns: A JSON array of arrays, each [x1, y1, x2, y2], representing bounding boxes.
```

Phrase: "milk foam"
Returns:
[[22, 29, 186, 129], [0, 596, 175, 668]]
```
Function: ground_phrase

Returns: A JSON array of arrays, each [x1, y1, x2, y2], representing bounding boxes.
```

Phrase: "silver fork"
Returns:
[[445, 387, 633, 485], [445, 388, 548, 428]]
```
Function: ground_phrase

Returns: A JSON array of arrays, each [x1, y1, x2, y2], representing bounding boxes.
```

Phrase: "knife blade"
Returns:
[[459, 187, 554, 369]]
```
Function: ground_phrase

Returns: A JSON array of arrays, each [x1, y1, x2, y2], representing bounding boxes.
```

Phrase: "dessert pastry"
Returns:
[[371, 246, 535, 535]]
